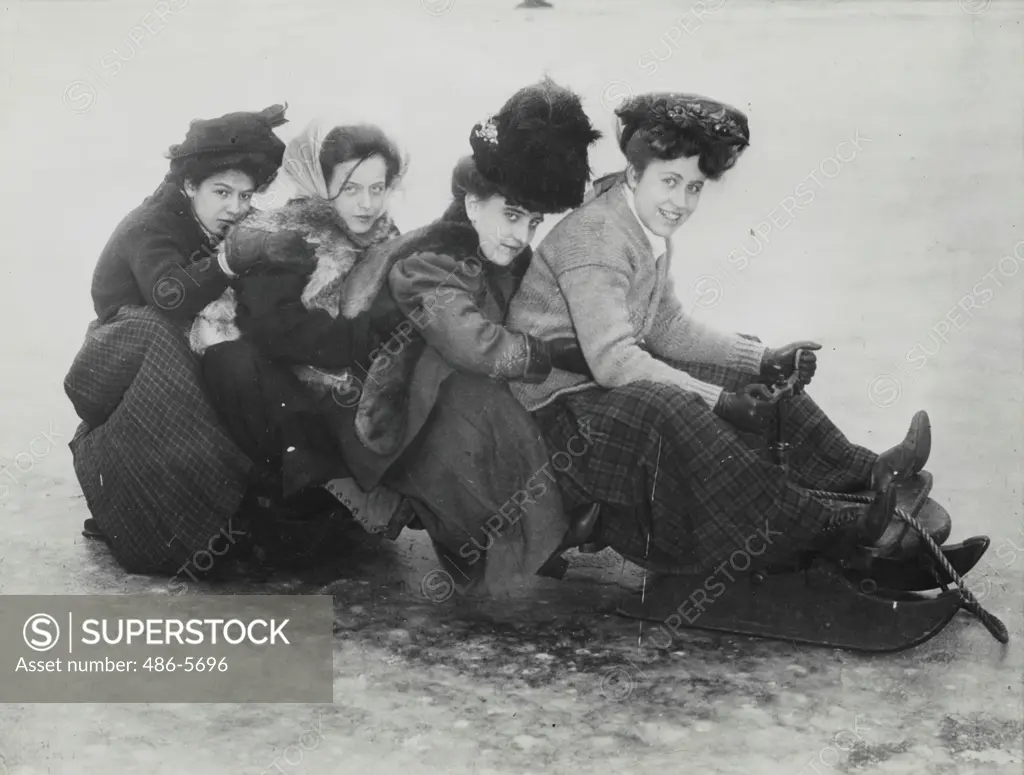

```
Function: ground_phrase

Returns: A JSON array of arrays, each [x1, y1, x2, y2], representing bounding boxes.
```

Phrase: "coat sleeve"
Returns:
[[388, 251, 551, 382], [555, 263, 728, 410], [645, 271, 767, 374], [127, 226, 231, 321], [233, 272, 372, 370]]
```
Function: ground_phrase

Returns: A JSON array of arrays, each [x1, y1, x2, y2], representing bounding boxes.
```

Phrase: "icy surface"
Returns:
[[1, 1, 1022, 773]]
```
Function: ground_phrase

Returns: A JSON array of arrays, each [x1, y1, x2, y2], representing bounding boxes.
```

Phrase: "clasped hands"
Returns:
[[713, 341, 822, 433]]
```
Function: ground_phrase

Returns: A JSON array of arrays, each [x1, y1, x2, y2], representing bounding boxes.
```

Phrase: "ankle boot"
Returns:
[[818, 483, 898, 559], [870, 410, 931, 490], [536, 504, 602, 580]]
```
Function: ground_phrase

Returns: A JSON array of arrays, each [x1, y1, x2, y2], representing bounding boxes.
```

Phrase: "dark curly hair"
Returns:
[[442, 155, 512, 221], [319, 124, 404, 189], [168, 151, 281, 190], [621, 125, 740, 181]]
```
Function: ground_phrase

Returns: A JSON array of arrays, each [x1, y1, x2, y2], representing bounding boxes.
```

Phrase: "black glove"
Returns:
[[522, 335, 554, 383], [546, 337, 593, 378], [760, 340, 821, 386], [224, 228, 318, 277], [714, 383, 775, 433]]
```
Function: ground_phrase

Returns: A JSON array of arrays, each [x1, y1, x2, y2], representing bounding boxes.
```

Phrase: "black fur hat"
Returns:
[[469, 78, 602, 214], [166, 103, 289, 165]]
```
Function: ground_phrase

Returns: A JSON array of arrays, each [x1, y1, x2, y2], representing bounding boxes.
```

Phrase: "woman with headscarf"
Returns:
[[506, 92, 932, 574], [65, 104, 317, 576], [190, 118, 416, 545]]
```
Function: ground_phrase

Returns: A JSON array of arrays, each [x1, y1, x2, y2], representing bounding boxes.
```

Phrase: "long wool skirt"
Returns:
[[385, 372, 570, 594], [64, 306, 253, 574], [532, 359, 878, 574]]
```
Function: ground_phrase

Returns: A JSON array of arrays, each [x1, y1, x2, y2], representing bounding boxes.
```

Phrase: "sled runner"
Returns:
[[617, 556, 964, 653], [615, 367, 1008, 652], [844, 535, 990, 593]]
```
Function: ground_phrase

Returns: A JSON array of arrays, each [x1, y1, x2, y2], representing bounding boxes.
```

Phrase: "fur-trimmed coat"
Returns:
[[189, 197, 422, 457], [332, 211, 554, 490]]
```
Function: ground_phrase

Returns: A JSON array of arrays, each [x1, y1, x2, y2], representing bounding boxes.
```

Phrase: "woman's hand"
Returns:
[[760, 340, 821, 386], [224, 228, 318, 277], [546, 337, 593, 378], [714, 383, 775, 433]]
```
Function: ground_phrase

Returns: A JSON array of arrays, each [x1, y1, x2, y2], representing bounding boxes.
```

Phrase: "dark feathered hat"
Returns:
[[166, 103, 289, 166], [469, 78, 602, 214], [615, 93, 750, 174]]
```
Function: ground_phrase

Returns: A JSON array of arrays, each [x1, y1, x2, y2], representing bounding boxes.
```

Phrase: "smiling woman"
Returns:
[[506, 91, 933, 575]]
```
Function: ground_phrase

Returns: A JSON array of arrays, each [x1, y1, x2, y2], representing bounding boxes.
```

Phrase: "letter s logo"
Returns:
[[152, 277, 185, 310]]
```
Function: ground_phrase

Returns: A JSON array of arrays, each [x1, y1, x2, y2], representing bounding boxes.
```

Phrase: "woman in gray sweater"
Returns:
[[506, 92, 931, 574]]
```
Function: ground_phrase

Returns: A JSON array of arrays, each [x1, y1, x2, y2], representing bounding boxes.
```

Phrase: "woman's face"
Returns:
[[627, 155, 706, 238], [184, 170, 256, 237], [327, 154, 389, 234], [465, 193, 543, 267]]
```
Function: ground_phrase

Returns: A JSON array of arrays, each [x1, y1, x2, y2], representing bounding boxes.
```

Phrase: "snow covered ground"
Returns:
[[0, 1, 1022, 773]]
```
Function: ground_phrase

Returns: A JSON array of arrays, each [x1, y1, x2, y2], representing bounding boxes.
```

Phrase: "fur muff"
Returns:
[[189, 197, 419, 456]]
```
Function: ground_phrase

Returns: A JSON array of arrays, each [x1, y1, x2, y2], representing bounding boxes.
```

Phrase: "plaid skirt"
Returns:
[[532, 359, 877, 573], [65, 306, 253, 574]]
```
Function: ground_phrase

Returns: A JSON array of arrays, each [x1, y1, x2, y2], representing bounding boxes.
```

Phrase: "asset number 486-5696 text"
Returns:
[[143, 657, 227, 672]]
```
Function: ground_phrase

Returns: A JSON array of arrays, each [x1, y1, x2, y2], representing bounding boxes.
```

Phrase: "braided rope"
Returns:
[[806, 489, 1009, 644]]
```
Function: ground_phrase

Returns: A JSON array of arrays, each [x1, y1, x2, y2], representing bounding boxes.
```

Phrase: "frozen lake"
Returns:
[[0, 0, 1022, 773]]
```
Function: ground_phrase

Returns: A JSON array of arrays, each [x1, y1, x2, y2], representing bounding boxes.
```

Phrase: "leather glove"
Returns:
[[223, 228, 318, 278], [760, 340, 821, 386], [546, 337, 593, 378], [714, 383, 775, 433], [522, 335, 553, 383]]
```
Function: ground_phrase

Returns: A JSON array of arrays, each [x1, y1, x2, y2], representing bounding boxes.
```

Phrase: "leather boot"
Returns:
[[870, 410, 931, 491], [817, 482, 898, 560], [537, 503, 602, 579]]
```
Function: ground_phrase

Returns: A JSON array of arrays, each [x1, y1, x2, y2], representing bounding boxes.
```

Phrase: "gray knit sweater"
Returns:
[[506, 180, 767, 411]]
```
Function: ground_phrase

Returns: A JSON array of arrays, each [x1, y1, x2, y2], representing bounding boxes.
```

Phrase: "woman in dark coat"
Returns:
[[65, 105, 321, 576], [334, 79, 603, 594], [191, 117, 416, 536], [506, 92, 932, 575]]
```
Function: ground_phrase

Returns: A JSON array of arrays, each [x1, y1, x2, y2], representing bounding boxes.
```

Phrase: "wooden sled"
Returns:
[[616, 559, 963, 653], [615, 471, 992, 652]]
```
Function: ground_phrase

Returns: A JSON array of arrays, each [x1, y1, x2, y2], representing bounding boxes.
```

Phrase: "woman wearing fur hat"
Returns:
[[505, 92, 932, 574], [190, 119, 416, 544], [65, 104, 321, 576], [347, 78, 604, 593]]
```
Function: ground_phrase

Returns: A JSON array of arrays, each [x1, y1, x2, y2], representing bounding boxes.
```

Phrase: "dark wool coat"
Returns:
[[91, 181, 229, 323]]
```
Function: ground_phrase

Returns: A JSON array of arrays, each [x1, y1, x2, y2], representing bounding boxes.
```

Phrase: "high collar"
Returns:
[[149, 180, 221, 249], [621, 183, 669, 258]]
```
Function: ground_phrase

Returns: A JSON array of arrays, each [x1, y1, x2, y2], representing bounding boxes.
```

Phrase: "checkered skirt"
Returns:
[[533, 359, 877, 573], [65, 306, 253, 574]]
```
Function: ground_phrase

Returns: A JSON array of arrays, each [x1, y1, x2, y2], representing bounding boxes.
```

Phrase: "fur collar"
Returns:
[[375, 213, 533, 281], [241, 197, 399, 319]]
